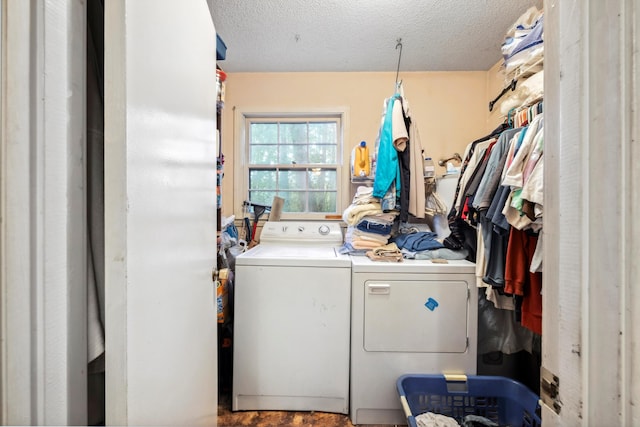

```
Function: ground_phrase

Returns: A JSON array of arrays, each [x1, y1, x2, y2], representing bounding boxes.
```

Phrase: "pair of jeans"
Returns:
[[356, 220, 392, 235]]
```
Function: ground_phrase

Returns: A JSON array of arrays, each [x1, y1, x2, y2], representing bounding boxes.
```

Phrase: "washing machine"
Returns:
[[232, 221, 351, 414], [350, 256, 477, 425]]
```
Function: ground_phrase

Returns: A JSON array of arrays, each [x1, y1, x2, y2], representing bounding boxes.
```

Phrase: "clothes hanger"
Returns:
[[507, 108, 516, 128]]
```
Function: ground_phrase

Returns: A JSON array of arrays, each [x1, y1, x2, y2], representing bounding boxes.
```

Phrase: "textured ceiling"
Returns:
[[210, 0, 543, 73]]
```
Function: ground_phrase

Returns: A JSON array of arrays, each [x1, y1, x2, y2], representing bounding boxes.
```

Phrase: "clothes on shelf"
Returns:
[[501, 7, 544, 82], [499, 70, 544, 118]]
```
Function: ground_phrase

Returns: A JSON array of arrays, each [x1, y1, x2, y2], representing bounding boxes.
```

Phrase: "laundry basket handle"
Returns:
[[443, 374, 468, 382]]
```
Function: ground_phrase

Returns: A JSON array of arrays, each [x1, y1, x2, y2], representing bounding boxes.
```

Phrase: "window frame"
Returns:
[[233, 107, 350, 221]]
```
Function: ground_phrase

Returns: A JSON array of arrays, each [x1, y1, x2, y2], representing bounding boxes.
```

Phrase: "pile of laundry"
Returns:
[[341, 186, 471, 262], [389, 223, 468, 261], [341, 186, 399, 260], [415, 412, 499, 427]]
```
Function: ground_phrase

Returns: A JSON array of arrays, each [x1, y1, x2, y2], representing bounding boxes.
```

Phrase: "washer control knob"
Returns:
[[298, 225, 305, 232], [318, 225, 330, 235]]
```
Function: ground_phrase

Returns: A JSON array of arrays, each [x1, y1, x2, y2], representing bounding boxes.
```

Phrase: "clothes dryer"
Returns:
[[350, 256, 477, 425]]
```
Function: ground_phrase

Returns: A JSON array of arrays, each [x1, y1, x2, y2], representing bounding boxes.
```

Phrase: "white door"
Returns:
[[104, 1, 218, 425]]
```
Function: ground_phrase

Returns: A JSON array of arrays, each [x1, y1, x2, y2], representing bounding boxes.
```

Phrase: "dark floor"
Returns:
[[217, 393, 395, 427]]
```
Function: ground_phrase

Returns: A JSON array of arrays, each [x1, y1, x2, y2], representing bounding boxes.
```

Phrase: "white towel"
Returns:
[[416, 412, 460, 427], [342, 202, 382, 226]]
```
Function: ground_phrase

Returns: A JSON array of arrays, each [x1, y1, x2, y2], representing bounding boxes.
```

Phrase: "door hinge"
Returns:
[[541, 366, 561, 414]]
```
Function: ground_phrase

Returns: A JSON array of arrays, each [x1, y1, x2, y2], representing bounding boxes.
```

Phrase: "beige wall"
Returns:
[[220, 70, 500, 219]]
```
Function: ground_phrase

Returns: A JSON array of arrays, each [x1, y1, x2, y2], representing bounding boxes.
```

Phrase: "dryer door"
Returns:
[[363, 279, 469, 352]]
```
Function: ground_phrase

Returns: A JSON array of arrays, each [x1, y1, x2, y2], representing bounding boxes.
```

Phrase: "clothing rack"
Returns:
[[507, 99, 543, 128]]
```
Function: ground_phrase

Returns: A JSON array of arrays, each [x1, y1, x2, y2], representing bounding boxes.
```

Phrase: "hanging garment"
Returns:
[[453, 140, 492, 215], [503, 117, 544, 231], [473, 128, 522, 210], [502, 115, 543, 188], [520, 154, 544, 221], [504, 228, 542, 335], [460, 140, 498, 224], [396, 99, 412, 222], [448, 123, 509, 218], [373, 95, 402, 198], [481, 186, 511, 288], [477, 287, 534, 355], [408, 120, 428, 218]]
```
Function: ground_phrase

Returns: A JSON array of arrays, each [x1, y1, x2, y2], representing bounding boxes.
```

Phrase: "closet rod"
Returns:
[[394, 38, 403, 88], [489, 79, 517, 112]]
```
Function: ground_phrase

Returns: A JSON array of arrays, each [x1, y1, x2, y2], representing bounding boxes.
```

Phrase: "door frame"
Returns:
[[543, 0, 640, 424], [0, 1, 87, 425]]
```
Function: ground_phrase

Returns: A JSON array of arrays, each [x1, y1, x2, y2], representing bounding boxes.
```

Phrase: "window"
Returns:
[[238, 112, 345, 218]]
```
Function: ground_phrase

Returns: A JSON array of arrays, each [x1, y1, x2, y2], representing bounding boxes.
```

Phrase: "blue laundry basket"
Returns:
[[397, 374, 542, 427]]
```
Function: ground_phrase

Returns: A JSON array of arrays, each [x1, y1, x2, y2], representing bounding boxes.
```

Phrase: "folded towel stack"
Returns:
[[352, 186, 375, 205], [366, 242, 403, 262], [342, 202, 382, 226], [342, 194, 398, 255]]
